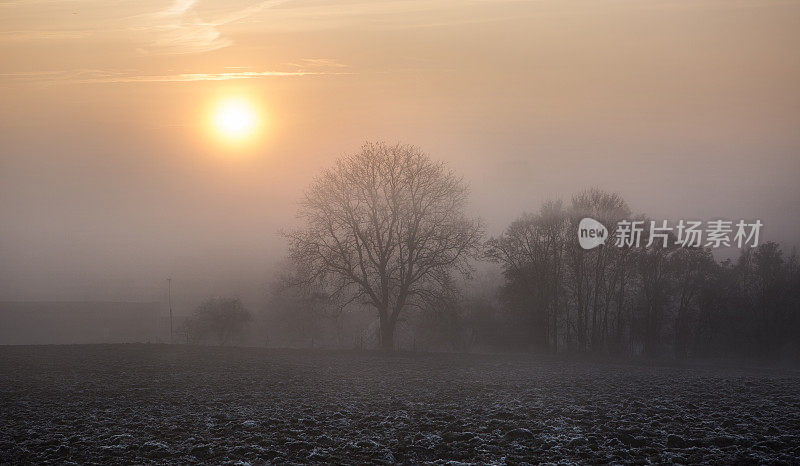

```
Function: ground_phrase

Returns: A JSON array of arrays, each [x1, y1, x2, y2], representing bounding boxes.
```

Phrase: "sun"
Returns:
[[211, 98, 258, 141]]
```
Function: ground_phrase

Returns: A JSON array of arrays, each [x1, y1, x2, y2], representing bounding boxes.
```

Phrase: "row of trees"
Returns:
[[277, 142, 800, 359], [187, 142, 799, 360], [487, 191, 800, 359]]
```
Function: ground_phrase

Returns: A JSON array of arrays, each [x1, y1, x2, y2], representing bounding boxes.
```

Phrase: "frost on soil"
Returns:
[[1, 345, 799, 464]]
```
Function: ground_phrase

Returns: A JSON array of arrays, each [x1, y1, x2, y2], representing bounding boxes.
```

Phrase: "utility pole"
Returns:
[[167, 278, 173, 344]]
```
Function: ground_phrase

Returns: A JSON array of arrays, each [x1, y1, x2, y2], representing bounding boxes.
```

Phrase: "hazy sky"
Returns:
[[1, 0, 799, 311]]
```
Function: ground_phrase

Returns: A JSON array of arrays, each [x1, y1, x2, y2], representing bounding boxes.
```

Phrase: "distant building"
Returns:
[[0, 302, 161, 345]]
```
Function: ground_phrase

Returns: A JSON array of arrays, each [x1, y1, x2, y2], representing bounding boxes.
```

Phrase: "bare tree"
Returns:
[[285, 142, 483, 351], [265, 265, 340, 348], [190, 297, 252, 346], [486, 201, 569, 352], [489, 190, 633, 353], [668, 246, 716, 359], [566, 189, 631, 353], [742, 242, 792, 358]]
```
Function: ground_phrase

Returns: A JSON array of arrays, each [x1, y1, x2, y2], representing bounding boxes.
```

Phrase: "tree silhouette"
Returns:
[[190, 297, 252, 346], [285, 142, 483, 350]]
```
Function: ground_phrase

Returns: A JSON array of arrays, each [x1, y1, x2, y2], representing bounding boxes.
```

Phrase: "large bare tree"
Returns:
[[285, 142, 483, 350]]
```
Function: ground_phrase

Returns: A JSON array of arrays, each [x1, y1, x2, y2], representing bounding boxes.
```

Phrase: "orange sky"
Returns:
[[1, 0, 799, 308]]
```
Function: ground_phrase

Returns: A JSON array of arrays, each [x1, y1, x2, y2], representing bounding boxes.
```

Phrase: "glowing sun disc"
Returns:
[[212, 98, 258, 140]]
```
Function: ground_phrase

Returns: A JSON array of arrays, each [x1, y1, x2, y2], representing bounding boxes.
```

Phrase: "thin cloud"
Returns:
[[133, 0, 229, 55], [0, 68, 351, 84], [81, 70, 350, 83], [3, 0, 784, 51], [0, 30, 93, 42], [134, 0, 288, 55], [290, 58, 349, 68]]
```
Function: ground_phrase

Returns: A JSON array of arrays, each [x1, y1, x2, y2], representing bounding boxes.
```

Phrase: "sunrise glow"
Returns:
[[211, 98, 258, 141]]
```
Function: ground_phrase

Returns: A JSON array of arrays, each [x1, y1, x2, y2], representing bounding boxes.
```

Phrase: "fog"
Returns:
[[3, 2, 800, 464], [1, 0, 799, 315]]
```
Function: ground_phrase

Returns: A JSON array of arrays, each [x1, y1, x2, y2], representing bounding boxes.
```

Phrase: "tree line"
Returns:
[[486, 191, 800, 359], [189, 142, 800, 360]]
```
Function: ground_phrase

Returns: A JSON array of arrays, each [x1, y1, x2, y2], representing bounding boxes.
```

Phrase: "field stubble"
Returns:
[[1, 345, 799, 464]]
